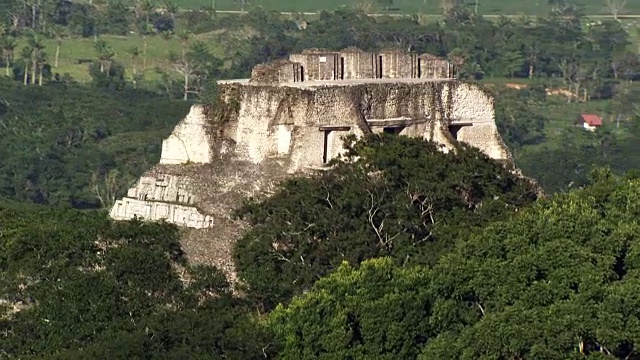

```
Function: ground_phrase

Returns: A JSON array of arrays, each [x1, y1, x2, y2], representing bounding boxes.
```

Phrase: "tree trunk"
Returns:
[[23, 65, 28, 85], [55, 43, 60, 68], [38, 65, 43, 86], [38, 0, 45, 32], [528, 63, 534, 79], [143, 37, 148, 69], [132, 62, 137, 88], [31, 5, 37, 29], [5, 60, 9, 76], [31, 59, 37, 85], [183, 73, 189, 100]]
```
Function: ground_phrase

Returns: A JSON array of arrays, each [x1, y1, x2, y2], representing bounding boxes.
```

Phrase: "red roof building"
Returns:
[[576, 114, 603, 131]]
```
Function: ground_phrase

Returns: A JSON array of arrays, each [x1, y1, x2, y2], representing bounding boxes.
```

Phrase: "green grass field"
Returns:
[[27, 34, 225, 82], [167, 0, 640, 15]]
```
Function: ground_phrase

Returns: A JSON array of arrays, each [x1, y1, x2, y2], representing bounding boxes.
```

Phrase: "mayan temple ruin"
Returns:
[[109, 47, 512, 272]]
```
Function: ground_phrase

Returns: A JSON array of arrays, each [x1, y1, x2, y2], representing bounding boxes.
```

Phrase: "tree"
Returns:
[[420, 171, 640, 359], [127, 45, 142, 87], [90, 168, 120, 208], [19, 45, 33, 85], [494, 86, 547, 147], [159, 29, 174, 65], [269, 258, 434, 360], [49, 24, 68, 68], [1, 36, 16, 76], [27, 33, 46, 85], [140, 22, 156, 69], [141, 0, 156, 25], [268, 171, 640, 359], [236, 0, 252, 12], [93, 39, 115, 73], [171, 38, 221, 101], [234, 134, 541, 311], [0, 207, 269, 358], [604, 0, 627, 20], [163, 0, 179, 22]]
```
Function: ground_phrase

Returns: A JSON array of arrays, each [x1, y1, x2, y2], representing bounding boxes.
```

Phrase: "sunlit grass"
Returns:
[[13, 34, 223, 82]]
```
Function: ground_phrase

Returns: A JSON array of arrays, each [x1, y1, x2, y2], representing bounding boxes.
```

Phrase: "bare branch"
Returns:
[[272, 252, 291, 263], [476, 302, 486, 316], [604, 0, 628, 20]]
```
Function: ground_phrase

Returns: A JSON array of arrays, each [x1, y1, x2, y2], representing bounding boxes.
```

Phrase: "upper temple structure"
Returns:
[[109, 48, 512, 275], [248, 47, 454, 84]]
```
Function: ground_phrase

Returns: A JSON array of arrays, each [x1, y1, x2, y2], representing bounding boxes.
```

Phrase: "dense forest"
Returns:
[[2, 0, 640, 359], [3, 136, 640, 358]]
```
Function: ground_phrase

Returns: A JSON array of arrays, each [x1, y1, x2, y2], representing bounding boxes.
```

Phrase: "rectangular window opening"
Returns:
[[449, 125, 468, 140], [322, 130, 330, 164], [383, 126, 404, 135]]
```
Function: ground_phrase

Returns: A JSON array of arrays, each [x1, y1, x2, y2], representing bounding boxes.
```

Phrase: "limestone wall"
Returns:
[[447, 83, 509, 160], [218, 81, 507, 171], [111, 78, 510, 231], [110, 197, 213, 228], [109, 173, 214, 228], [151, 80, 509, 173], [278, 48, 452, 84], [159, 105, 213, 165]]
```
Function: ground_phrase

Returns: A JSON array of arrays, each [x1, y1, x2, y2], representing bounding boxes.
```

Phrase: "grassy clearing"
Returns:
[[543, 99, 611, 137], [627, 20, 640, 50], [165, 0, 640, 15], [22, 34, 224, 82]]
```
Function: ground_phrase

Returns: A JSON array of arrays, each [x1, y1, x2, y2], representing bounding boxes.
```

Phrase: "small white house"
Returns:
[[576, 114, 603, 132]]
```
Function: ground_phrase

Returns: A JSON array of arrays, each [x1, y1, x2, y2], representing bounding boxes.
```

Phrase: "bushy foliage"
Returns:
[[0, 78, 191, 208], [234, 134, 541, 310], [0, 205, 267, 359], [493, 85, 547, 148], [267, 170, 640, 359], [268, 258, 432, 360]]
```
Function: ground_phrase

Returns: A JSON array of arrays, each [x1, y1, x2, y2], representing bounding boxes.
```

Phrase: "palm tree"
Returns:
[[160, 30, 173, 62], [127, 45, 141, 87], [163, 0, 179, 21], [177, 29, 191, 61], [49, 24, 68, 68], [36, 49, 47, 86], [94, 39, 115, 73], [140, 0, 156, 25], [141, 22, 156, 70], [27, 34, 45, 85], [20, 46, 34, 85], [1, 36, 16, 76]]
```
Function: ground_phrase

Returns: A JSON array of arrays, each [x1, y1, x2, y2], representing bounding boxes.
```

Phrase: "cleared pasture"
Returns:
[[168, 0, 640, 15]]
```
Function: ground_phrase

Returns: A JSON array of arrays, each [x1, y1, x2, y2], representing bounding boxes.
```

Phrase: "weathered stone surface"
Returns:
[[110, 48, 513, 273], [159, 105, 213, 165]]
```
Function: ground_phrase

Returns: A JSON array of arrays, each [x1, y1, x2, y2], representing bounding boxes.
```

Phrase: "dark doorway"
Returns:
[[417, 58, 422, 78], [340, 57, 345, 80], [378, 55, 383, 79], [300, 65, 305, 82], [449, 124, 471, 140], [383, 126, 404, 135], [322, 130, 330, 164]]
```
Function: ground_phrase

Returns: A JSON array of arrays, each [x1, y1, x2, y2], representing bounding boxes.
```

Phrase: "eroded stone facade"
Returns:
[[110, 48, 512, 272], [251, 48, 452, 85]]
